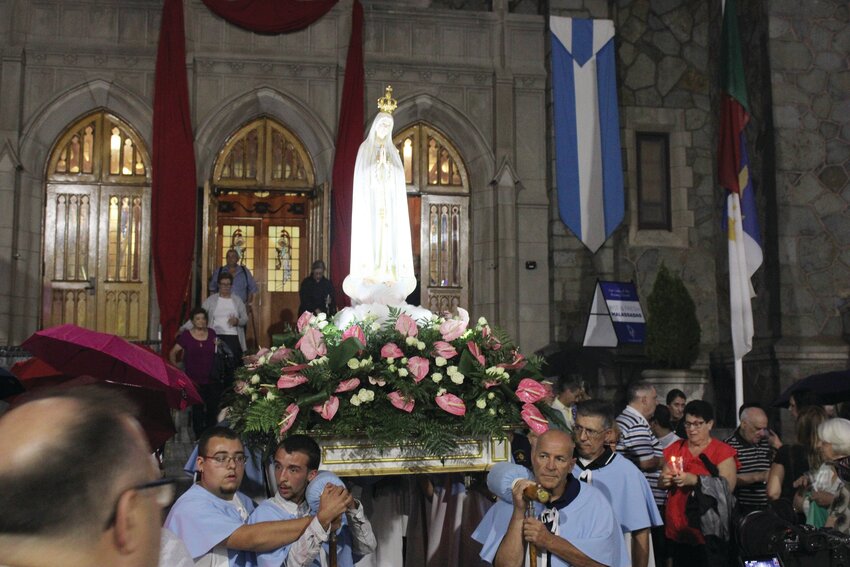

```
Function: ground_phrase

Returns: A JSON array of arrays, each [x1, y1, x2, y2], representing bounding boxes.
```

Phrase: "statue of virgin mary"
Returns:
[[342, 86, 417, 306]]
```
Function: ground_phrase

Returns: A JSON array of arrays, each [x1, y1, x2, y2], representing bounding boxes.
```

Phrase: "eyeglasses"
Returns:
[[574, 425, 607, 439], [683, 420, 707, 429], [202, 453, 248, 466], [105, 477, 177, 528]]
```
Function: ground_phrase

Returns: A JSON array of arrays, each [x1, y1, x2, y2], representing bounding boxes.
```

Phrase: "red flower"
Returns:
[[436, 393, 466, 416], [407, 356, 430, 383], [388, 391, 415, 413], [380, 342, 404, 359], [515, 378, 547, 403], [313, 396, 340, 421], [521, 403, 549, 434]]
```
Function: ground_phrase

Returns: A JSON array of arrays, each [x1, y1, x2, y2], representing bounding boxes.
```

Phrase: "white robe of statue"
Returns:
[[342, 112, 417, 306]]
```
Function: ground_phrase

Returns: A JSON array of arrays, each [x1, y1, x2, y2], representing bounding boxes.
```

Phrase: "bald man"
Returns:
[[0, 387, 169, 567], [473, 429, 626, 567], [725, 406, 782, 515]]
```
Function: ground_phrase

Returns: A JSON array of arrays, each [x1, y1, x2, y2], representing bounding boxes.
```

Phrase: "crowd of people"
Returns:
[[3, 257, 850, 567]]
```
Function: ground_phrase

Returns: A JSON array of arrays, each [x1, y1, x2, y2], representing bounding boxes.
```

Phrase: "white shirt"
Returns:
[[212, 297, 238, 336]]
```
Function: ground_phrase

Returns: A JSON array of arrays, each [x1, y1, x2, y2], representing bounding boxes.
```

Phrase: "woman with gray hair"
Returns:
[[817, 417, 850, 533]]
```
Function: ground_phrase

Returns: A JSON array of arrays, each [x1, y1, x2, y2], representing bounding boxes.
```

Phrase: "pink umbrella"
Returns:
[[21, 324, 201, 409]]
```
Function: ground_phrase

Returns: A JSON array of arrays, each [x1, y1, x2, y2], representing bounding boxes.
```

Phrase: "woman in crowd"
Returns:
[[659, 400, 738, 567], [170, 307, 219, 438], [202, 271, 248, 364], [816, 418, 850, 533], [767, 405, 826, 511]]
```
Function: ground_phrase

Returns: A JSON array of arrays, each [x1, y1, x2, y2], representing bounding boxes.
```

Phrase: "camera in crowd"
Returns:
[[738, 506, 850, 567]]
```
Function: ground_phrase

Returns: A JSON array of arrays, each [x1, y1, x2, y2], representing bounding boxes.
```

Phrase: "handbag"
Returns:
[[212, 338, 237, 385]]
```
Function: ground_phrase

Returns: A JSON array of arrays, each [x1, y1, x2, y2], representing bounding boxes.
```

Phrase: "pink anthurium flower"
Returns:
[[483, 379, 500, 389], [498, 352, 526, 370], [435, 393, 466, 416], [342, 325, 366, 346], [296, 328, 327, 360], [407, 356, 430, 383], [521, 403, 550, 435], [313, 396, 340, 421], [388, 391, 415, 413], [277, 373, 308, 389], [439, 318, 468, 341], [280, 363, 308, 374], [515, 378, 547, 403], [279, 403, 300, 435], [269, 347, 293, 363], [432, 341, 458, 359], [335, 378, 361, 393], [466, 341, 485, 366], [380, 342, 404, 359], [395, 314, 418, 337], [296, 311, 313, 333]]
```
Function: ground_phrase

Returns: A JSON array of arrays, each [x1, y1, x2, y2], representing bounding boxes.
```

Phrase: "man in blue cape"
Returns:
[[573, 400, 663, 567], [472, 429, 625, 566], [248, 435, 375, 567], [164, 426, 316, 566]]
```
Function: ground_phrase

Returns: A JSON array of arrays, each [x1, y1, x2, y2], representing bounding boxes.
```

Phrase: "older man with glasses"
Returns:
[[725, 405, 782, 515], [572, 400, 662, 567], [0, 387, 172, 567], [165, 426, 318, 567]]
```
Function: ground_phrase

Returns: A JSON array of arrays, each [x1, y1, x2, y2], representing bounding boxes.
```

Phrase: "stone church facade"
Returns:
[[0, 0, 847, 421]]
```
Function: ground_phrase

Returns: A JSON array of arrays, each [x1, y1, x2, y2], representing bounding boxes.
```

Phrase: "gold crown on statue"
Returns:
[[377, 85, 398, 114]]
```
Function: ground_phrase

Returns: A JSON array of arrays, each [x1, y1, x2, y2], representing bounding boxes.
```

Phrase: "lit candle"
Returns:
[[669, 455, 683, 475]]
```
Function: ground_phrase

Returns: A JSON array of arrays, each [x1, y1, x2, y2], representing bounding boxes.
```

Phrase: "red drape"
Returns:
[[152, 0, 197, 358], [202, 0, 338, 33], [154, 0, 364, 353], [329, 0, 364, 309]]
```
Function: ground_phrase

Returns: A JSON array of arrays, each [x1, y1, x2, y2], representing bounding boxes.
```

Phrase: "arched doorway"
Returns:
[[393, 122, 470, 312], [209, 116, 318, 348], [42, 110, 151, 339]]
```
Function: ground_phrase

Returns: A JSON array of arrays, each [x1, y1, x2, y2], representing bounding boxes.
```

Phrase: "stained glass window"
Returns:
[[106, 194, 143, 282], [220, 225, 256, 273], [394, 123, 467, 194], [267, 226, 301, 292]]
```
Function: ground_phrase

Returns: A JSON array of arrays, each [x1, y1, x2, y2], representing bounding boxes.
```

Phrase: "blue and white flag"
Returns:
[[551, 16, 624, 253]]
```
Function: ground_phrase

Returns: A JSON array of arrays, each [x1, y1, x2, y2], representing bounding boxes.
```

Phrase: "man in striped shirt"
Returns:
[[724, 406, 782, 515], [616, 381, 663, 496]]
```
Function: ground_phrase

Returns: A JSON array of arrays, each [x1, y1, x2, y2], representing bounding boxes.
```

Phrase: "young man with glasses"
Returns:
[[572, 400, 662, 567], [0, 387, 170, 567], [165, 426, 314, 566], [725, 405, 782, 515]]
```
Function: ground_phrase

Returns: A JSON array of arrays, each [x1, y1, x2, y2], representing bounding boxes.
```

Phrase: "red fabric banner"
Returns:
[[330, 0, 364, 309], [201, 0, 338, 33], [152, 0, 197, 358]]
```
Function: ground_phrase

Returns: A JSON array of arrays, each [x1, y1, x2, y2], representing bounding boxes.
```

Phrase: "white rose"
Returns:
[[476, 398, 487, 409], [398, 368, 409, 378], [478, 317, 488, 326], [371, 322, 381, 332], [358, 388, 374, 402], [435, 357, 447, 367], [388, 364, 396, 372], [347, 358, 360, 370], [431, 373, 443, 383], [266, 391, 276, 401], [251, 393, 259, 401], [350, 395, 362, 406], [401, 357, 408, 364], [450, 373, 465, 385], [405, 336, 417, 346], [437, 387, 447, 396], [488, 408, 496, 416], [488, 392, 495, 400], [386, 357, 395, 364], [317, 312, 327, 322], [447, 365, 458, 375], [250, 374, 261, 384], [417, 341, 426, 350]]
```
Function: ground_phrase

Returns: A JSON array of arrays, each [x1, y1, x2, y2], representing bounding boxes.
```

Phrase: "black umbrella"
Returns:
[[0, 367, 25, 399], [773, 369, 850, 408]]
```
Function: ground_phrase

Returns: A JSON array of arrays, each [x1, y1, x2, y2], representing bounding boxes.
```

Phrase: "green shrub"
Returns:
[[645, 263, 701, 369]]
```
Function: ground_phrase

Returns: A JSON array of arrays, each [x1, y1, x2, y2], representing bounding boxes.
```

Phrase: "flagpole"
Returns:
[[735, 358, 743, 424]]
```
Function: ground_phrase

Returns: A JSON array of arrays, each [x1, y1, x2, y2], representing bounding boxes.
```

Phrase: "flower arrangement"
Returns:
[[227, 308, 554, 458]]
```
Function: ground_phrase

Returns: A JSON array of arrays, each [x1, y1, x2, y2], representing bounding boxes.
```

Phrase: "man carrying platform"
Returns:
[[472, 429, 625, 567]]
